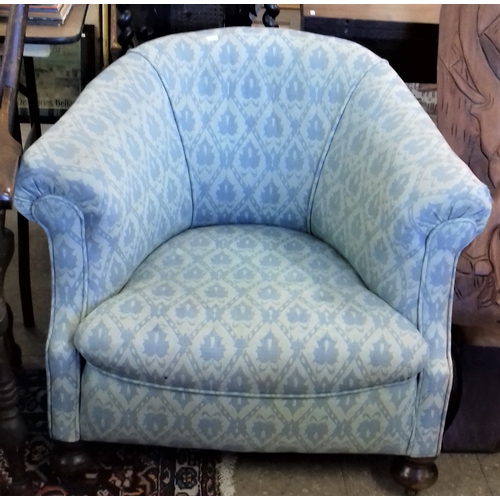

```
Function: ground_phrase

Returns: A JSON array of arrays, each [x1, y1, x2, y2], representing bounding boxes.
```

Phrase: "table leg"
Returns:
[[16, 213, 33, 328], [22, 56, 41, 139], [13, 65, 36, 328], [0, 210, 31, 495]]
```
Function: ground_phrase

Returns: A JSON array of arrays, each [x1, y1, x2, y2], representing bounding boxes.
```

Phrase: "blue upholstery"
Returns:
[[79, 364, 419, 454], [15, 28, 491, 459], [75, 225, 428, 394]]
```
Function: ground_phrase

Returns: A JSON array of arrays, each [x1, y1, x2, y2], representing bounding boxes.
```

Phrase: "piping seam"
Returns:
[[83, 360, 417, 399], [307, 60, 390, 234], [130, 50, 195, 228]]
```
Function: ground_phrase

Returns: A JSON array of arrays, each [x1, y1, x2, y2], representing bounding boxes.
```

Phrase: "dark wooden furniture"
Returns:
[[438, 5, 500, 346], [110, 4, 280, 61], [435, 3, 500, 455], [0, 5, 31, 495], [301, 4, 440, 83]]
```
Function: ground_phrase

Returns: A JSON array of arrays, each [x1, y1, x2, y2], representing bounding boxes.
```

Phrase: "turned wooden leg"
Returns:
[[3, 304, 21, 370], [0, 215, 32, 495], [50, 440, 93, 476], [0, 359, 30, 495], [263, 4, 280, 27], [391, 456, 439, 495]]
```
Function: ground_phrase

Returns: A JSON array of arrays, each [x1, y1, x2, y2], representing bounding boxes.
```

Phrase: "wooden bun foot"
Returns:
[[391, 456, 439, 495], [50, 440, 93, 476]]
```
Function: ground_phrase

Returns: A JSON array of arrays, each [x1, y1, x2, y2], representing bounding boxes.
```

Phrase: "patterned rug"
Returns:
[[0, 371, 236, 495]]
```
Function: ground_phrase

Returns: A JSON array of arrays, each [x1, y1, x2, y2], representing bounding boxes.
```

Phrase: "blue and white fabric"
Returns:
[[14, 27, 491, 457]]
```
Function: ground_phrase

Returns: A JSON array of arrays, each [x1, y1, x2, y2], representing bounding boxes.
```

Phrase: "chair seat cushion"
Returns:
[[74, 225, 428, 396]]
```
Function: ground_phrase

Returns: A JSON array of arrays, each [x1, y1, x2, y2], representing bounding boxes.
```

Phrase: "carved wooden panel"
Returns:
[[438, 5, 500, 345]]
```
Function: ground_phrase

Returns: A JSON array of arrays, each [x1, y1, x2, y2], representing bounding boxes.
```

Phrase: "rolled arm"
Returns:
[[311, 60, 491, 458], [15, 51, 192, 315], [13, 53, 192, 441], [311, 60, 491, 327]]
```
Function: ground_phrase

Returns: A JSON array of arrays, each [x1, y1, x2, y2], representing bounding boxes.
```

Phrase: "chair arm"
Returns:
[[311, 60, 491, 327], [311, 60, 491, 458], [14, 51, 193, 315], [14, 52, 192, 442]]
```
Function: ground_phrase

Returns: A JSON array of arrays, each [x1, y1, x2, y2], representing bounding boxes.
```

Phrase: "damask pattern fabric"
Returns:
[[16, 50, 193, 314], [15, 51, 193, 440], [410, 220, 480, 457], [13, 27, 492, 458], [310, 61, 491, 327], [310, 60, 491, 456], [133, 28, 381, 231], [31, 197, 85, 441], [80, 364, 418, 455], [75, 225, 428, 396]]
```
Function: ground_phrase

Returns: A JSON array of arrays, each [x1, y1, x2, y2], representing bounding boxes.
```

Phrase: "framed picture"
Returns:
[[18, 24, 95, 123]]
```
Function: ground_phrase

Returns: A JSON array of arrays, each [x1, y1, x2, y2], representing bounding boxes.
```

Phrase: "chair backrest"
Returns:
[[132, 27, 382, 232]]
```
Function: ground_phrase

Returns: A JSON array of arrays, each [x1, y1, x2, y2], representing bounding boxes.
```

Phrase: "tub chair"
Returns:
[[14, 27, 491, 493]]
